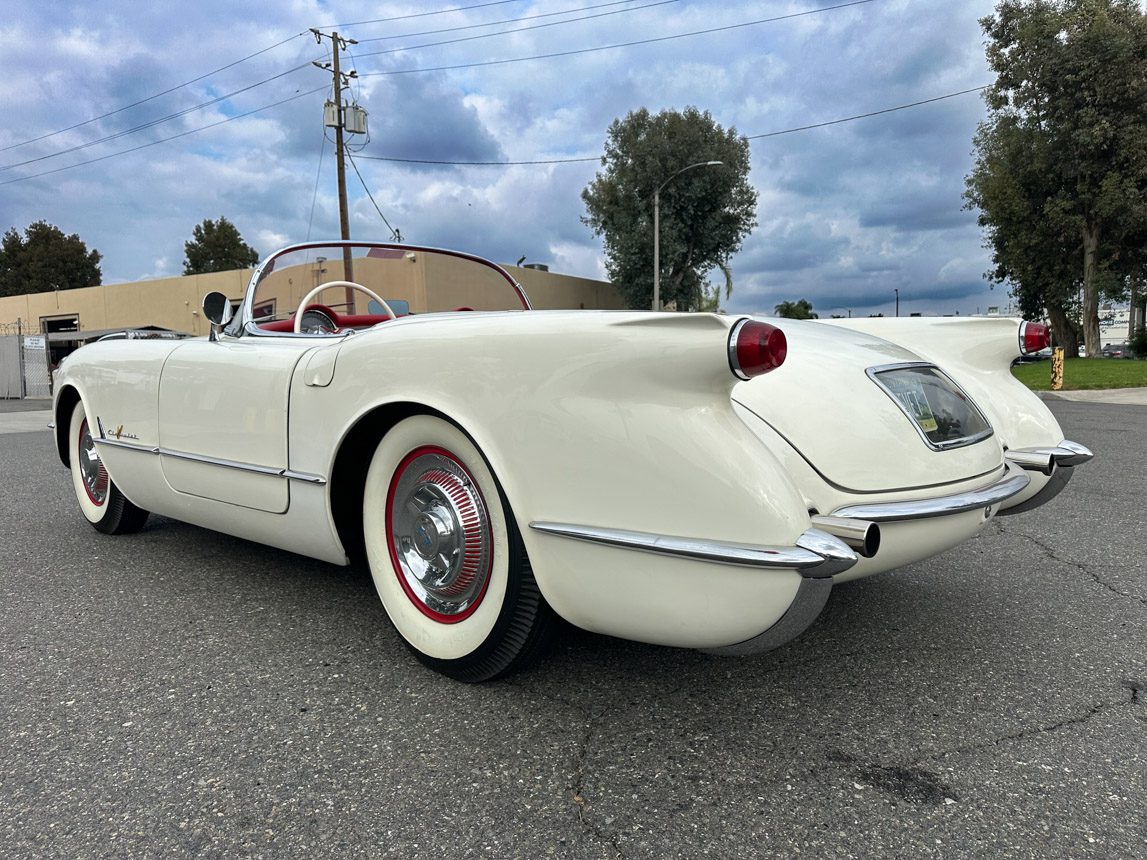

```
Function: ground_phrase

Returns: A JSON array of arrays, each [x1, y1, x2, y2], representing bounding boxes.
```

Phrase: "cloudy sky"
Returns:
[[1, 0, 1011, 317]]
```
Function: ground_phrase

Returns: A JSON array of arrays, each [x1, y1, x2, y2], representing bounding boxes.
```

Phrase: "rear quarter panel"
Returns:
[[287, 311, 815, 636]]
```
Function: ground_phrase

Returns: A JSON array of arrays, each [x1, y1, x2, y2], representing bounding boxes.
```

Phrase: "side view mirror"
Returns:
[[202, 292, 234, 341]]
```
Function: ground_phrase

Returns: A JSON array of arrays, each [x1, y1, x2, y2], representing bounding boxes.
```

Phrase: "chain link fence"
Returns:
[[0, 332, 52, 399]]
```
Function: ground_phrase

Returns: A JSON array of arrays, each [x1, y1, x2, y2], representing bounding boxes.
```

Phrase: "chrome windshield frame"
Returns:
[[226, 240, 533, 339]]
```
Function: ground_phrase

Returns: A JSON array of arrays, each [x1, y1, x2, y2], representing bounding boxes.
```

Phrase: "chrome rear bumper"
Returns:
[[830, 462, 1031, 523]]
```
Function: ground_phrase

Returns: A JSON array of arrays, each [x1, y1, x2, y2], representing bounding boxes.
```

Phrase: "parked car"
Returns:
[[52, 242, 1093, 680], [1101, 343, 1129, 358]]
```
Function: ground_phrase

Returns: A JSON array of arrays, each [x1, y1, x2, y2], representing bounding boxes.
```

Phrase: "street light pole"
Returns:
[[652, 160, 723, 311], [894, 288, 900, 318]]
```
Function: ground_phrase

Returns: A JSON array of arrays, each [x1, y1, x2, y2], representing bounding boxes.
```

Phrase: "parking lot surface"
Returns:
[[1, 399, 1143, 858]]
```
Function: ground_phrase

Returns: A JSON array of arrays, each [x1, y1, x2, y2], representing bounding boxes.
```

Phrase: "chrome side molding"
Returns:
[[93, 434, 327, 485], [528, 522, 858, 578], [831, 463, 1030, 522]]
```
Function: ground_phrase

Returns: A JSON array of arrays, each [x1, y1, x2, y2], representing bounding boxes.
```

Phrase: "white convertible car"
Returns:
[[53, 241, 1092, 681]]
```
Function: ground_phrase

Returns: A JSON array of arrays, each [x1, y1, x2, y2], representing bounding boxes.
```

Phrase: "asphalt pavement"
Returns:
[[0, 399, 1143, 858]]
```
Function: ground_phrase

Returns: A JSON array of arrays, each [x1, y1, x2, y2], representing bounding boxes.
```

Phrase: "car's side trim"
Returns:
[[528, 522, 857, 578], [92, 435, 327, 485], [830, 462, 1029, 522]]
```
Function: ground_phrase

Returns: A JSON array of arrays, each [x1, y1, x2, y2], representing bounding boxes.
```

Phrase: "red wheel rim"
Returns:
[[77, 418, 109, 506], [385, 446, 493, 623]]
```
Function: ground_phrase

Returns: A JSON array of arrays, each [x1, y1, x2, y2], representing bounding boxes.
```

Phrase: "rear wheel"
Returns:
[[68, 403, 149, 535], [363, 415, 556, 681]]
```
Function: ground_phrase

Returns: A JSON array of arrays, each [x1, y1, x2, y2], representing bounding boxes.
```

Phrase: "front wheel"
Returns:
[[363, 415, 556, 682], [68, 402, 150, 535]]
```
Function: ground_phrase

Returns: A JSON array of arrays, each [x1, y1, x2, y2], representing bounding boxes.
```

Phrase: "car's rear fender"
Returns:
[[299, 312, 823, 643]]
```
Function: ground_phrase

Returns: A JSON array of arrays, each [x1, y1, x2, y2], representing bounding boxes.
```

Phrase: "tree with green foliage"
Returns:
[[581, 107, 757, 311], [774, 298, 818, 320], [0, 221, 102, 298], [183, 216, 259, 275], [965, 0, 1147, 356]]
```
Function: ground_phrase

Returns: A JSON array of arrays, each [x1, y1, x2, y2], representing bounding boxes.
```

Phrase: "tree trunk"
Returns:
[[1081, 223, 1102, 356], [1046, 301, 1079, 356]]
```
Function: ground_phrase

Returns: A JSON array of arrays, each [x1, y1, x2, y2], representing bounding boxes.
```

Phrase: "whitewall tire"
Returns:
[[68, 402, 149, 535], [363, 415, 555, 681]]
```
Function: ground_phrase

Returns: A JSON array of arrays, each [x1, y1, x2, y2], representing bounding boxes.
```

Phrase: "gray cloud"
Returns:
[[0, 0, 1005, 316]]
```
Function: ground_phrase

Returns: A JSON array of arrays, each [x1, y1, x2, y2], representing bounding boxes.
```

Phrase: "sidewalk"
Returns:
[[1039, 387, 1147, 405], [0, 398, 51, 414]]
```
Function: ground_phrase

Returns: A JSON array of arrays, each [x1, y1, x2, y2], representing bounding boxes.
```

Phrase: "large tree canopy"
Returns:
[[965, 0, 1147, 355], [0, 221, 102, 298], [183, 216, 259, 275], [581, 107, 757, 311]]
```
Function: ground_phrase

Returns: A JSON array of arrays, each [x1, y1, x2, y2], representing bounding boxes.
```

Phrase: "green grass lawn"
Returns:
[[1011, 356, 1147, 390]]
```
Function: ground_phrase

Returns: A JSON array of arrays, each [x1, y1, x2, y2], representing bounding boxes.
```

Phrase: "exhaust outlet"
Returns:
[[811, 515, 881, 558], [1005, 450, 1057, 477]]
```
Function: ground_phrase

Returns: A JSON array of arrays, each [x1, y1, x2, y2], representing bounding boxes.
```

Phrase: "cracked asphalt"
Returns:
[[1, 399, 1144, 859]]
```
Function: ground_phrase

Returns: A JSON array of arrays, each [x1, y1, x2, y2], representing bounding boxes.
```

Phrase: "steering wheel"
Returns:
[[294, 280, 397, 333]]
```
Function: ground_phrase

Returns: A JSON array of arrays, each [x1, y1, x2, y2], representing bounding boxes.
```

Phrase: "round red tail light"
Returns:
[[1019, 321, 1050, 355], [729, 319, 787, 380]]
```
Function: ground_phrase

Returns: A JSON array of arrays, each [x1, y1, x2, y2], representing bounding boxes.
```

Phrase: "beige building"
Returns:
[[0, 260, 622, 355]]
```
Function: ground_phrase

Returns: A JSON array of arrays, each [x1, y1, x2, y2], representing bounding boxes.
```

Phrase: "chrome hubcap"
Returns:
[[389, 449, 491, 619], [78, 419, 109, 505]]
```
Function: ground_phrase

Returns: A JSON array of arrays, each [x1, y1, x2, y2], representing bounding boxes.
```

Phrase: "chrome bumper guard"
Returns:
[[830, 462, 1031, 523], [528, 522, 858, 578], [1004, 439, 1093, 475], [997, 439, 1093, 516]]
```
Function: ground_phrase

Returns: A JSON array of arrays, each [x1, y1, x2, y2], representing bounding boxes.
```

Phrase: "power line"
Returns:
[[324, 0, 528, 30], [2, 0, 866, 174], [747, 86, 988, 138], [306, 133, 327, 242], [356, 154, 599, 165], [355, 86, 987, 166], [0, 63, 316, 172], [354, 0, 679, 60], [353, 0, 677, 48], [0, 82, 986, 186], [6, 0, 675, 172], [357, 1, 875, 78], [0, 86, 328, 187], [348, 154, 401, 240], [0, 32, 307, 155], [3, 0, 933, 185]]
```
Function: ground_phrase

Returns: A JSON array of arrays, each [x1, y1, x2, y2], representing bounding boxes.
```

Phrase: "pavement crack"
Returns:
[[914, 688, 1138, 764], [995, 521, 1147, 607], [503, 683, 626, 859]]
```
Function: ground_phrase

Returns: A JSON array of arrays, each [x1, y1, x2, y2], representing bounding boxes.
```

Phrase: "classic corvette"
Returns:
[[52, 241, 1092, 681]]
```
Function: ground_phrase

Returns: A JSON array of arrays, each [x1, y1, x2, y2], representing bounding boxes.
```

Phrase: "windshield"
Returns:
[[241, 243, 529, 334]]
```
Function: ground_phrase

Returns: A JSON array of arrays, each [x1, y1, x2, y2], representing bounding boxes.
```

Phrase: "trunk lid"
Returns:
[[732, 318, 1003, 493]]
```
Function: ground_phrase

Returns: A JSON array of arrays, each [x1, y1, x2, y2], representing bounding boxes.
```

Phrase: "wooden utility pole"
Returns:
[[311, 29, 357, 282]]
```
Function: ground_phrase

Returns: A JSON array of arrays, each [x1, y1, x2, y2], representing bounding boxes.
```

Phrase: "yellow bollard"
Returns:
[[1051, 347, 1064, 391]]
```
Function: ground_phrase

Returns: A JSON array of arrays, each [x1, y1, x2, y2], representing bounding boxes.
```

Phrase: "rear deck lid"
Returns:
[[732, 319, 1003, 493]]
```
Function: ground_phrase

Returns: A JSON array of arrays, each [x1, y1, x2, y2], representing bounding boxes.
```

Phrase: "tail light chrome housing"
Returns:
[[729, 319, 787, 380]]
